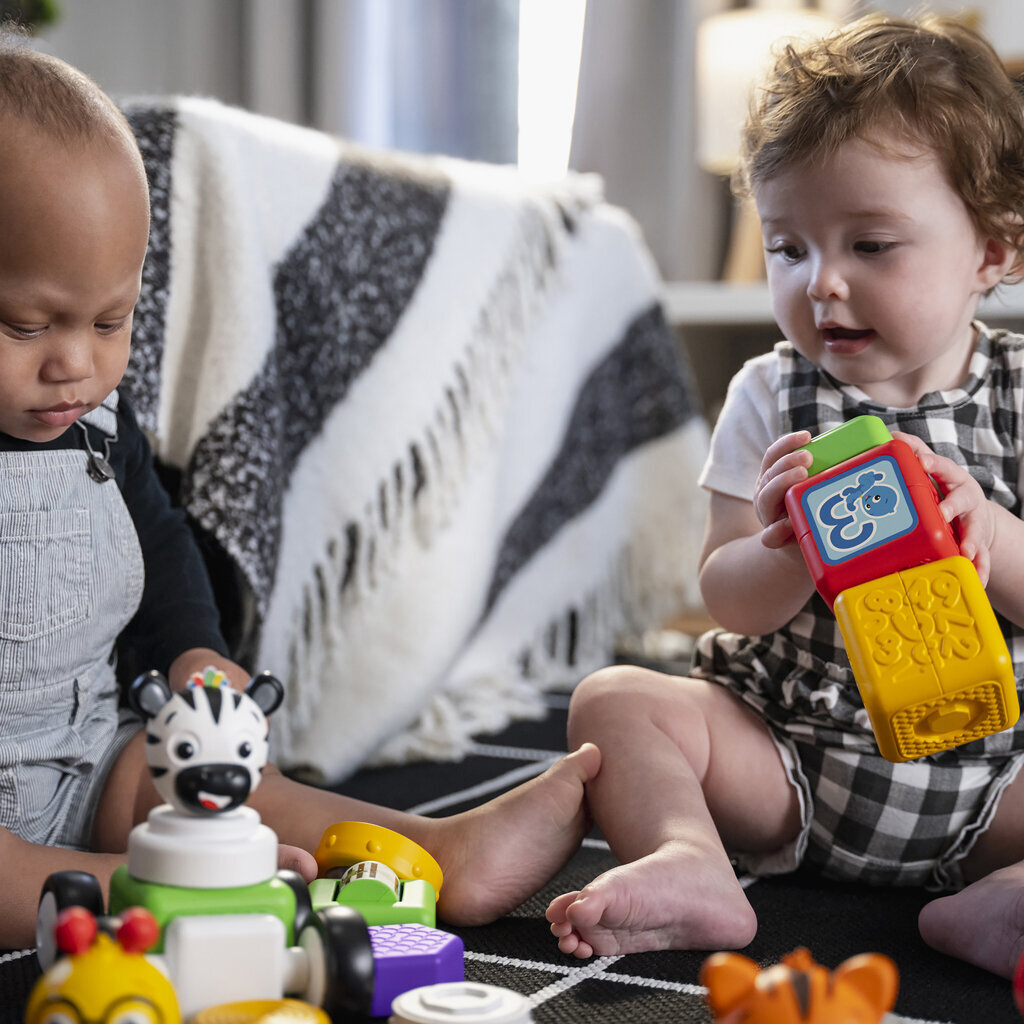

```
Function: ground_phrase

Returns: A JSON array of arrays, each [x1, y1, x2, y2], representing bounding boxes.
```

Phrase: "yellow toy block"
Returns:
[[835, 555, 1018, 762]]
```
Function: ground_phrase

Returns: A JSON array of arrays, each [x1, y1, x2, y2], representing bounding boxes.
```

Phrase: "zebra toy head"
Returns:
[[129, 667, 285, 817]]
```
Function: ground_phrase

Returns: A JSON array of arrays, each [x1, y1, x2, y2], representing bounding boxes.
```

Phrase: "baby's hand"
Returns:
[[278, 843, 317, 882], [893, 432, 994, 586], [754, 430, 813, 549]]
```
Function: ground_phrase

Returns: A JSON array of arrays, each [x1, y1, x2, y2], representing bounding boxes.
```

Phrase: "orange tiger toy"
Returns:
[[701, 947, 898, 1024]]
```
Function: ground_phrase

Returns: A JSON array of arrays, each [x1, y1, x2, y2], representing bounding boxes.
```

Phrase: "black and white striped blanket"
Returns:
[[121, 97, 708, 781]]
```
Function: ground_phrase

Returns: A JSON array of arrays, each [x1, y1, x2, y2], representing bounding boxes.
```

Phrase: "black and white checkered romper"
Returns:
[[693, 325, 1024, 889]]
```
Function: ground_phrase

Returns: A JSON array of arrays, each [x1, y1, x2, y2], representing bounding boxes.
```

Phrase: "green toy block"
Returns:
[[799, 414, 892, 477], [337, 875, 399, 903], [109, 866, 297, 951], [310, 876, 437, 928]]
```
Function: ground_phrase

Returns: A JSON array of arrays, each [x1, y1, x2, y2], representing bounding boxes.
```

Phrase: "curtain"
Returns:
[[241, 0, 521, 163], [305, 0, 519, 163], [44, 0, 738, 281], [43, 0, 520, 165], [569, 0, 730, 283]]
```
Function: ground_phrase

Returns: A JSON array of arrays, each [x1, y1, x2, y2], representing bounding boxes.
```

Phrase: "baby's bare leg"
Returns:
[[919, 766, 1024, 978], [250, 743, 601, 926], [91, 730, 163, 850], [546, 665, 801, 958], [94, 730, 601, 929]]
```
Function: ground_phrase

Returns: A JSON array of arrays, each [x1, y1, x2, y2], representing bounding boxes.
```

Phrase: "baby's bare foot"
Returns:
[[545, 841, 757, 958], [919, 863, 1024, 979], [430, 743, 601, 926]]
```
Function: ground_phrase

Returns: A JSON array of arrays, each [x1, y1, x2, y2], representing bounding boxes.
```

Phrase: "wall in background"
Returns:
[[33, 0, 1024, 287], [569, 0, 724, 283], [862, 0, 1024, 60], [37, 0, 718, 281], [40, 0, 247, 105], [39, 0, 520, 164]]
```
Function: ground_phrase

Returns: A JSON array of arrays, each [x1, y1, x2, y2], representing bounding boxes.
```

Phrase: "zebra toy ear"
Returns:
[[129, 671, 173, 720], [245, 672, 284, 718]]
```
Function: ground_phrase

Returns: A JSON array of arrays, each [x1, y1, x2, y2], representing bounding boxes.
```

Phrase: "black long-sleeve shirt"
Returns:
[[0, 394, 229, 673]]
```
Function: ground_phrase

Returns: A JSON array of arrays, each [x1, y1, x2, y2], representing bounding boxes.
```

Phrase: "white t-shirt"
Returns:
[[697, 352, 781, 502]]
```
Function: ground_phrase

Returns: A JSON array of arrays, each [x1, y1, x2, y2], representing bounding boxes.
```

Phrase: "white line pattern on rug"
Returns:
[[466, 951, 706, 1004], [465, 951, 960, 1023], [466, 741, 565, 762], [883, 1015, 954, 1024], [404, 758, 558, 815], [0, 949, 33, 966], [523, 954, 626, 1007]]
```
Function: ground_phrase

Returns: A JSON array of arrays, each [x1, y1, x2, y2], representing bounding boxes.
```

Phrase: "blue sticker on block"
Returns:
[[800, 454, 917, 565]]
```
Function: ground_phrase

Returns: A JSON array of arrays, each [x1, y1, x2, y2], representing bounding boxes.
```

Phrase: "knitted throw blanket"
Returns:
[[122, 97, 709, 780]]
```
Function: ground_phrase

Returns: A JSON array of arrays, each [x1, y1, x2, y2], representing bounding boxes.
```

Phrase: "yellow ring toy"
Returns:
[[194, 1000, 330, 1024], [314, 821, 443, 895]]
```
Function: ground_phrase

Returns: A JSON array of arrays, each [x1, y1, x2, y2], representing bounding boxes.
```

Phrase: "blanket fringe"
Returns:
[[368, 528, 696, 767], [367, 423, 709, 767], [273, 406, 707, 774], [270, 193, 569, 735]]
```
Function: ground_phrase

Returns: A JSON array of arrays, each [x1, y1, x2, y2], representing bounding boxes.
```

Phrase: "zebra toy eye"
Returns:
[[167, 730, 201, 765], [238, 741, 253, 758]]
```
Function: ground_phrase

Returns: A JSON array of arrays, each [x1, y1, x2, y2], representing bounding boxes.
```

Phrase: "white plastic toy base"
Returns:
[[128, 804, 277, 887], [157, 913, 309, 1020], [389, 983, 534, 1024]]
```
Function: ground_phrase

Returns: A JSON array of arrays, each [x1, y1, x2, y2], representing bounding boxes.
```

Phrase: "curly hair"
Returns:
[[736, 14, 1024, 265]]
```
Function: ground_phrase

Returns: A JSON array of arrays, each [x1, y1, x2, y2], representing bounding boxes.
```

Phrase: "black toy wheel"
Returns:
[[297, 905, 374, 1018], [276, 867, 313, 940], [36, 870, 104, 969]]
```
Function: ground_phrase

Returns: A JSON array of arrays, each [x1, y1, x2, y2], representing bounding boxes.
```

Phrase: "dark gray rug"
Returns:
[[2, 687, 1018, 1023]]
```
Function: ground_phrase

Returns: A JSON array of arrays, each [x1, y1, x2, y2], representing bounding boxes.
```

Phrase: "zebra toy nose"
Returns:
[[175, 764, 252, 816]]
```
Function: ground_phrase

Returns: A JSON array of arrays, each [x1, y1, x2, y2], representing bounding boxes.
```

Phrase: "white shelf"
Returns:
[[979, 290, 1024, 322], [663, 282, 772, 327], [663, 280, 1024, 329]]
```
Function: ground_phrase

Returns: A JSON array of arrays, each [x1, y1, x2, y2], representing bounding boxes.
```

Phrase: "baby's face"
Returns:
[[754, 132, 1010, 408], [0, 123, 150, 441]]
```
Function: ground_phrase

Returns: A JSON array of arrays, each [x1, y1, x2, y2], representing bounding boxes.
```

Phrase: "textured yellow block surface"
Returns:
[[836, 556, 1018, 762]]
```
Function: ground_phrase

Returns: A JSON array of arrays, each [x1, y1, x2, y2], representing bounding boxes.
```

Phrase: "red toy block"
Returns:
[[785, 439, 959, 610]]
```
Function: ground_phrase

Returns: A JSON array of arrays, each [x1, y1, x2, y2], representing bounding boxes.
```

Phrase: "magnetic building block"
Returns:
[[368, 923, 465, 1018], [835, 556, 1018, 761], [799, 414, 894, 476], [786, 436, 959, 610], [314, 822, 443, 895], [309, 862, 437, 927], [311, 822, 443, 927], [785, 416, 1019, 762]]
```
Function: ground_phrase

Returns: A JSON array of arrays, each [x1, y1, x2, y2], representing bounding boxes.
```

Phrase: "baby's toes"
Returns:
[[556, 931, 585, 956], [567, 935, 595, 959], [545, 890, 580, 924]]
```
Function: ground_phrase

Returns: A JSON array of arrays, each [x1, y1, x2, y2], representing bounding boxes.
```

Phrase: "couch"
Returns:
[[118, 96, 709, 783]]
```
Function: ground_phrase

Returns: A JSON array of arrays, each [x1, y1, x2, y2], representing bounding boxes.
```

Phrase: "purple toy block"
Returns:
[[369, 923, 465, 1018]]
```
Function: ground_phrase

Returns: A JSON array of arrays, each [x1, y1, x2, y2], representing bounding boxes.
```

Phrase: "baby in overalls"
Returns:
[[547, 14, 1024, 980], [0, 39, 599, 950]]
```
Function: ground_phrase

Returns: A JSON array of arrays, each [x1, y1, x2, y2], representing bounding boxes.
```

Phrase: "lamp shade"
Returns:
[[697, 8, 836, 174]]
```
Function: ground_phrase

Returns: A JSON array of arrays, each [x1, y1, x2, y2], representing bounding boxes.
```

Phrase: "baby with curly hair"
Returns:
[[548, 13, 1024, 979]]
